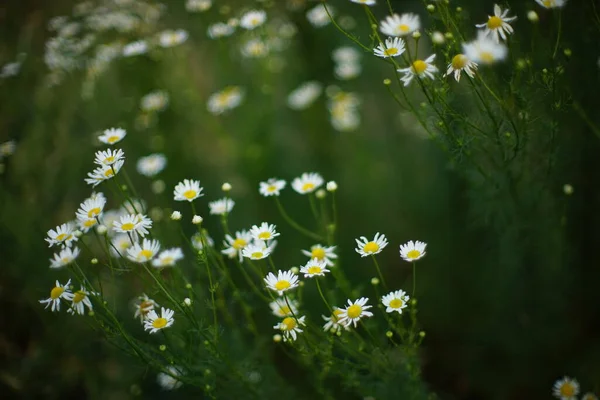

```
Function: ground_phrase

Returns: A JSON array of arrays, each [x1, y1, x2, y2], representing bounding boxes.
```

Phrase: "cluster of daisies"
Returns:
[[552, 376, 596, 400]]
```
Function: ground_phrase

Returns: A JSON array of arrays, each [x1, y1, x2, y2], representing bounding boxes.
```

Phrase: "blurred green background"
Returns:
[[1, 0, 600, 398]]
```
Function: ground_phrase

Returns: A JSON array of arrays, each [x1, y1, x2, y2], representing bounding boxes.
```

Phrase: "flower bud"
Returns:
[[527, 10, 539, 23], [412, 30, 421, 39], [192, 215, 203, 225], [222, 182, 232, 192], [371, 277, 380, 286], [96, 225, 107, 235], [326, 181, 338, 192], [316, 189, 326, 199], [171, 211, 182, 220]]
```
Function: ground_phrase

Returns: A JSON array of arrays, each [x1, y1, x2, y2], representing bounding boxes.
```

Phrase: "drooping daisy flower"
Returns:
[[338, 298, 373, 328], [46, 223, 78, 247], [381, 290, 410, 314], [173, 179, 204, 202], [111, 234, 132, 257], [292, 172, 324, 194], [50, 247, 80, 269], [39, 279, 74, 312], [259, 178, 286, 196], [445, 54, 478, 82], [122, 40, 148, 57], [250, 222, 280, 242], [84, 160, 124, 187], [374, 37, 406, 58], [192, 231, 215, 251], [113, 214, 153, 237], [157, 366, 184, 390], [159, 29, 189, 48], [270, 298, 299, 318], [300, 258, 330, 278], [134, 293, 159, 322], [306, 4, 333, 28], [127, 239, 161, 263], [535, 0, 567, 8], [355, 232, 388, 257], [287, 81, 323, 110], [350, 0, 376, 5], [94, 148, 125, 166], [552, 377, 579, 400], [240, 10, 267, 30], [241, 241, 272, 260], [399, 240, 427, 262], [397, 54, 438, 86], [67, 287, 94, 315], [463, 32, 508, 65], [207, 86, 244, 115], [136, 154, 167, 177], [380, 13, 420, 37], [322, 307, 350, 333], [187, 0, 212, 12], [207, 22, 235, 39], [209, 198, 235, 215], [144, 307, 175, 333], [264, 270, 299, 295], [98, 127, 126, 145], [221, 230, 252, 261], [475, 4, 516, 43], [274, 315, 306, 342], [301, 244, 337, 266], [152, 248, 184, 268]]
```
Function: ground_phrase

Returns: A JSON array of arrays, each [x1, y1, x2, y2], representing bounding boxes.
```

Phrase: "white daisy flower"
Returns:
[[270, 298, 299, 318], [382, 290, 410, 314], [535, 0, 567, 8], [475, 4, 516, 43], [46, 223, 78, 247], [332, 46, 361, 64], [241, 38, 269, 58], [240, 10, 267, 30], [335, 62, 362, 80], [122, 40, 148, 57], [136, 154, 167, 177], [173, 179, 204, 202], [241, 241, 272, 260], [380, 13, 420, 37], [463, 32, 508, 65], [39, 279, 74, 312], [111, 234, 132, 257], [582, 393, 598, 400], [221, 230, 252, 261], [338, 297, 373, 327], [67, 287, 94, 315], [250, 222, 280, 242], [0, 140, 17, 158], [84, 160, 124, 187], [140, 90, 169, 112], [113, 214, 153, 237], [207, 22, 235, 39], [399, 240, 427, 262], [187, 0, 212, 12], [397, 54, 438, 86], [98, 127, 126, 145], [264, 269, 299, 295], [322, 307, 350, 333], [50, 247, 80, 268], [259, 178, 286, 197], [157, 366, 184, 390], [287, 81, 323, 110], [355, 232, 388, 257], [127, 238, 161, 263], [152, 248, 184, 268], [75, 193, 106, 221], [300, 258, 330, 278], [274, 315, 306, 342], [350, 0, 376, 5], [291, 172, 324, 194], [552, 377, 579, 400], [192, 231, 215, 251], [144, 307, 175, 333], [445, 54, 478, 82], [207, 86, 244, 115], [94, 148, 125, 166], [306, 4, 333, 28], [134, 293, 159, 322], [159, 29, 188, 48], [374, 37, 406, 58], [209, 197, 235, 215], [301, 244, 337, 267]]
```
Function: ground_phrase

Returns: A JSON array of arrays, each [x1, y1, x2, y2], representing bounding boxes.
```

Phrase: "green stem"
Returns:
[[274, 197, 323, 241], [371, 255, 388, 290]]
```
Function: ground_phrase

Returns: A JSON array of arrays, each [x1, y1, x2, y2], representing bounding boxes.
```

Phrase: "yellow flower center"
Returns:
[[332, 309, 343, 322], [363, 241, 379, 253], [384, 47, 398, 56], [161, 256, 174, 265], [87, 207, 101, 218], [121, 222, 135, 231], [398, 23, 410, 33], [543, 0, 554, 6], [480, 51, 494, 63], [50, 286, 65, 299], [83, 219, 97, 228], [487, 16, 503, 29], [451, 54, 468, 69], [140, 249, 154, 259], [258, 232, 271, 240], [56, 233, 68, 242], [105, 156, 115, 163], [560, 383, 576, 397], [311, 248, 326, 260], [251, 251, 264, 259], [152, 317, 168, 329], [346, 304, 362, 319], [139, 300, 153, 314], [107, 135, 120, 144], [274, 280, 291, 291], [302, 182, 315, 192], [389, 298, 404, 309], [412, 60, 428, 74], [267, 185, 277, 192], [282, 317, 296, 331], [183, 189, 197, 199], [61, 257, 71, 263], [232, 238, 247, 249], [406, 249, 421, 259], [250, 17, 259, 25], [307, 266, 322, 275], [279, 305, 291, 315], [73, 290, 86, 304], [104, 168, 114, 178]]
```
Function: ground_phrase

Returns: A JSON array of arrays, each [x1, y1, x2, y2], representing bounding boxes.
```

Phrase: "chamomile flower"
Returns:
[[159, 29, 189, 47], [144, 307, 175, 333], [582, 393, 598, 400], [552, 377, 579, 400], [46, 223, 78, 247], [264, 270, 299, 295], [222, 230, 252, 261], [39, 279, 74, 312], [240, 10, 267, 30], [306, 4, 333, 28], [98, 127, 126, 145], [141, 90, 169, 112], [111, 234, 132, 257], [67, 287, 94, 315], [127, 239, 161, 263], [259, 178, 286, 196], [250, 222, 280, 242], [242, 241, 272, 260], [397, 54, 438, 86], [207, 22, 235, 39], [113, 214, 153, 237], [301, 244, 337, 266], [84, 160, 124, 187], [536, 0, 567, 8], [50, 247, 80, 268], [136, 154, 167, 177], [292, 172, 324, 194], [122, 40, 148, 57], [333, 46, 361, 64], [374, 37, 406, 58], [322, 308, 350, 333], [338, 297, 373, 327], [355, 233, 388, 257], [274, 315, 306, 342], [134, 293, 159, 322], [209, 198, 235, 215], [475, 4, 516, 43], [270, 298, 299, 318], [241, 38, 269, 58], [445, 54, 478, 82], [173, 179, 204, 202], [207, 86, 244, 115], [399, 240, 427, 262], [187, 0, 212, 12], [157, 366, 184, 390], [94, 148, 125, 166], [300, 258, 330, 278], [152, 248, 184, 268], [287, 81, 323, 110], [380, 13, 420, 37], [350, 0, 376, 5], [382, 290, 410, 314], [463, 33, 508, 65], [192, 231, 215, 250], [75, 193, 106, 222]]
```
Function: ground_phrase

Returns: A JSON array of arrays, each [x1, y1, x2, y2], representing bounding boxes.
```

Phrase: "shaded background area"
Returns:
[[1, 0, 600, 398]]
